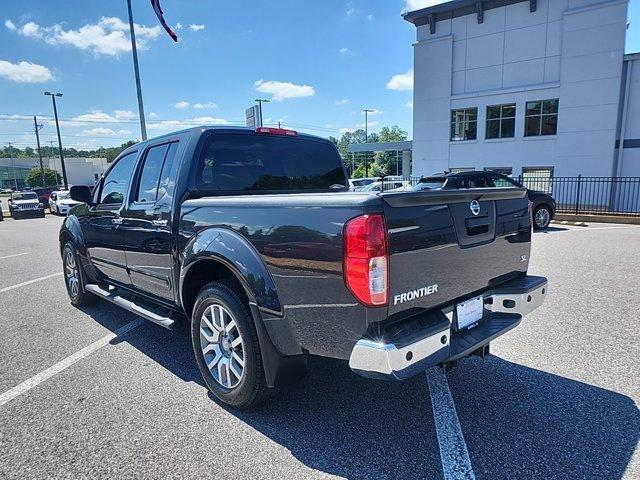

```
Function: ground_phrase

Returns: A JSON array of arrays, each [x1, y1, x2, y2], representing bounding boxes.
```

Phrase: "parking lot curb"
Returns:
[[554, 214, 640, 225]]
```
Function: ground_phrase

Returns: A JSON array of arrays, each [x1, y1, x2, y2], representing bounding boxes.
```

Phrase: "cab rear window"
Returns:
[[196, 134, 346, 192]]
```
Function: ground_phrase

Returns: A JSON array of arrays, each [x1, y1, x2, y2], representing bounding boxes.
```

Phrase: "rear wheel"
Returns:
[[62, 241, 95, 306], [533, 205, 551, 230], [191, 281, 270, 409]]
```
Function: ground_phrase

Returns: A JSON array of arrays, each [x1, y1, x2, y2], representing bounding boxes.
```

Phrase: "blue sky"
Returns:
[[1, 0, 639, 150]]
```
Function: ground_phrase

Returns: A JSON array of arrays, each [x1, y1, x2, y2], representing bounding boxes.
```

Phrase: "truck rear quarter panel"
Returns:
[[179, 193, 382, 359]]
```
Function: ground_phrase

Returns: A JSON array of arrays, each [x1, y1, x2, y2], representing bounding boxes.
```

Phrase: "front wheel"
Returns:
[[191, 281, 270, 409], [62, 241, 95, 306], [533, 205, 551, 230]]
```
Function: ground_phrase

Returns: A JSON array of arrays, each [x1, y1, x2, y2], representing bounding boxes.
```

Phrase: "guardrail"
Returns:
[[359, 175, 640, 217]]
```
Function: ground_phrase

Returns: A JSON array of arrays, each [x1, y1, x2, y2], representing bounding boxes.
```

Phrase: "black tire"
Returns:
[[191, 281, 270, 409], [533, 205, 551, 230], [62, 241, 95, 307]]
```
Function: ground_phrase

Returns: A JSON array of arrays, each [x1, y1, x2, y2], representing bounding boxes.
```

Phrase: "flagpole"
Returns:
[[127, 0, 148, 141]]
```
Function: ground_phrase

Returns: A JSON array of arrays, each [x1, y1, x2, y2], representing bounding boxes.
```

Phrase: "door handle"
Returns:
[[112, 217, 123, 226], [152, 219, 168, 227]]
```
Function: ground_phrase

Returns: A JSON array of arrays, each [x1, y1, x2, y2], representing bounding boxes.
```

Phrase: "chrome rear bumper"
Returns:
[[349, 275, 547, 380]]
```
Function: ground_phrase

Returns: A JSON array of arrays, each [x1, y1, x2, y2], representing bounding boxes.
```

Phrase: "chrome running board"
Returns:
[[85, 284, 175, 330]]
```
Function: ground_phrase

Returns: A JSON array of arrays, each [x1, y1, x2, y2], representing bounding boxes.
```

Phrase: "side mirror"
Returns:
[[70, 185, 93, 204]]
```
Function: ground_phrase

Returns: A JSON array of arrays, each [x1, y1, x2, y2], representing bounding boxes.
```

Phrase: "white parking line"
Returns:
[[0, 272, 63, 294], [0, 252, 29, 260], [427, 367, 476, 480], [0, 318, 145, 408]]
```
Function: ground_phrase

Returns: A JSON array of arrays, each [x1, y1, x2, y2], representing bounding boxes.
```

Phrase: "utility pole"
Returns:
[[254, 99, 270, 127], [363, 109, 374, 177], [127, 0, 147, 140], [33, 116, 46, 187], [44, 92, 68, 189]]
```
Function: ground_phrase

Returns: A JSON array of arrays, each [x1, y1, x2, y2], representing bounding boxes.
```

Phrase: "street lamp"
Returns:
[[44, 91, 68, 189], [254, 99, 270, 127], [363, 109, 374, 177]]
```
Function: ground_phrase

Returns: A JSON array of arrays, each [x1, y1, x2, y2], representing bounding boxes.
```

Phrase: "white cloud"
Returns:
[[148, 116, 229, 131], [402, 0, 446, 13], [4, 19, 15, 31], [367, 108, 383, 115], [325, 124, 335, 128], [80, 127, 117, 136], [357, 121, 379, 128], [405, 100, 414, 108], [189, 24, 205, 31], [114, 110, 136, 120], [194, 102, 218, 109], [11, 17, 161, 57], [334, 98, 349, 105], [254, 80, 315, 102], [386, 69, 413, 91], [174, 101, 190, 109], [366, 14, 375, 21], [339, 47, 349, 54], [0, 60, 53, 83], [117, 129, 132, 135], [346, 7, 356, 16], [149, 112, 158, 118], [175, 23, 183, 31], [339, 127, 356, 133]]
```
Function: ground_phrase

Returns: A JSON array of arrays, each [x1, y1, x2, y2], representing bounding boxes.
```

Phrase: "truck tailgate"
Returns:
[[379, 188, 531, 317]]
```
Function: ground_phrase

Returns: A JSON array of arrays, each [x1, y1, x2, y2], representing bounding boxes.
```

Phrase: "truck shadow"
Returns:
[[80, 304, 638, 480]]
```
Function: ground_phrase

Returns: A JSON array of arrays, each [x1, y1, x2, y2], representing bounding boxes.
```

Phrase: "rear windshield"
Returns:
[[413, 179, 445, 191], [196, 134, 346, 192]]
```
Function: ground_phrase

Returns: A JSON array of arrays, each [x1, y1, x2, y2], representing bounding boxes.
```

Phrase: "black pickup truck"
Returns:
[[61, 126, 547, 409]]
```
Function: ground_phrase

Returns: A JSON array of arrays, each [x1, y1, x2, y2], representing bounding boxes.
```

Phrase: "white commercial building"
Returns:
[[0, 157, 107, 189], [404, 0, 639, 180]]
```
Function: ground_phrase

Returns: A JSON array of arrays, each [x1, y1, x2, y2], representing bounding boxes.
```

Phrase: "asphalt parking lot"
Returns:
[[0, 215, 638, 479]]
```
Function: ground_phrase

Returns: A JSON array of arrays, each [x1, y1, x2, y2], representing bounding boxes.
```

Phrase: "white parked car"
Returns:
[[49, 190, 81, 216]]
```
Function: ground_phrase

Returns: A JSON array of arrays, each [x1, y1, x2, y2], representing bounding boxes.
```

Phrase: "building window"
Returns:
[[525, 99, 558, 137], [486, 104, 515, 139], [450, 108, 477, 141], [522, 167, 554, 193]]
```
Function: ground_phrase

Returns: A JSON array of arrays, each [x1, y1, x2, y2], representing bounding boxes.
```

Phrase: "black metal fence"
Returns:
[[519, 176, 640, 217], [365, 175, 640, 217]]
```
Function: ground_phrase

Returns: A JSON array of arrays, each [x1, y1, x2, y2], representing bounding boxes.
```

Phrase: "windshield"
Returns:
[[12, 192, 38, 201], [57, 192, 70, 200], [412, 180, 445, 191]]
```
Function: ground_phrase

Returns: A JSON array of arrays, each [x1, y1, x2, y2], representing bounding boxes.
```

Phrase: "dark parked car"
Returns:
[[412, 171, 556, 229], [30, 187, 58, 209], [61, 126, 547, 409], [8, 191, 45, 219]]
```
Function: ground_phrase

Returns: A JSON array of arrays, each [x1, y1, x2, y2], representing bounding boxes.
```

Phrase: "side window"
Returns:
[[99, 153, 137, 206], [157, 142, 179, 200], [136, 144, 169, 203]]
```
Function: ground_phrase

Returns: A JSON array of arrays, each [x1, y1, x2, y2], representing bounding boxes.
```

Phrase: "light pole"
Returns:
[[33, 116, 46, 187], [44, 91, 68, 189], [254, 99, 270, 127], [127, 0, 147, 140], [363, 109, 374, 177]]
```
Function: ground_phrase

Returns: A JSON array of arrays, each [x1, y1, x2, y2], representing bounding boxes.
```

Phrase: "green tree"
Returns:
[[373, 126, 408, 175], [25, 167, 61, 188]]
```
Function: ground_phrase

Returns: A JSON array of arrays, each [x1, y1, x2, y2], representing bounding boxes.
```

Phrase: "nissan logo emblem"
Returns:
[[470, 199, 481, 216]]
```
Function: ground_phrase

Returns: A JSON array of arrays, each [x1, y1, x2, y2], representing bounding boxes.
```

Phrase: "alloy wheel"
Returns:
[[535, 207, 550, 229], [65, 249, 79, 299], [199, 304, 245, 389]]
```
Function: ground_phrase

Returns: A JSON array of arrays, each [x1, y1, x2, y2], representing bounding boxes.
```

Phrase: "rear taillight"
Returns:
[[343, 214, 389, 306]]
